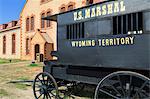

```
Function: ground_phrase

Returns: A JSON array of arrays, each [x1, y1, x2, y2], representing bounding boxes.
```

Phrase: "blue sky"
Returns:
[[0, 0, 26, 24]]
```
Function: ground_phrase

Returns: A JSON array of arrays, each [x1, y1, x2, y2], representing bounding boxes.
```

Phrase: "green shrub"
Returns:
[[28, 63, 39, 67]]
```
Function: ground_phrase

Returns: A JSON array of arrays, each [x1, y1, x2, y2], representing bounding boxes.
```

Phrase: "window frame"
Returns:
[[112, 12, 143, 35], [26, 17, 30, 31], [12, 34, 16, 54], [46, 11, 51, 27], [67, 2, 75, 11], [68, 5, 74, 11], [3, 36, 6, 54], [40, 0, 52, 4], [66, 22, 85, 40], [41, 12, 45, 28], [31, 16, 35, 31], [26, 38, 30, 55], [59, 4, 66, 13], [86, 0, 93, 5], [60, 7, 66, 12]]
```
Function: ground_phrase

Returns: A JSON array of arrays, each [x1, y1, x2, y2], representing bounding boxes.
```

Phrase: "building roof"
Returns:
[[41, 32, 53, 43], [0, 20, 20, 32], [31, 29, 53, 44]]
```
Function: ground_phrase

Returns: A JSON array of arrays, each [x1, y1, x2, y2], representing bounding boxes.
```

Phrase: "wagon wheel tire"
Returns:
[[94, 71, 150, 99], [33, 72, 59, 99]]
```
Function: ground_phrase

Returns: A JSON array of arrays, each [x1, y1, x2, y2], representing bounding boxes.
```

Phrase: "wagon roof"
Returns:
[[43, 0, 150, 21], [43, 0, 112, 21]]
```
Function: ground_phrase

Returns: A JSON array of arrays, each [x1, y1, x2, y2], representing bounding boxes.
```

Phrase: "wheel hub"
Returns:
[[40, 85, 48, 94], [33, 72, 59, 99]]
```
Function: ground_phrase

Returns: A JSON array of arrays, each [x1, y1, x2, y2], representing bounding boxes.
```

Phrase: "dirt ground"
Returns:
[[0, 61, 91, 99], [0, 61, 43, 99]]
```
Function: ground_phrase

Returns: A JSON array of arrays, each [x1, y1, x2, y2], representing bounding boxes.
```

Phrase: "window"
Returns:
[[60, 7, 66, 12], [26, 38, 30, 55], [113, 12, 143, 35], [68, 5, 74, 11], [3, 36, 6, 54], [12, 34, 16, 54], [144, 11, 150, 32], [26, 18, 29, 31], [67, 22, 84, 39], [46, 11, 51, 27], [3, 24, 8, 29], [41, 0, 45, 3], [87, 0, 93, 5], [97, 19, 112, 35], [41, 13, 45, 28], [31, 16, 34, 30], [12, 21, 17, 27]]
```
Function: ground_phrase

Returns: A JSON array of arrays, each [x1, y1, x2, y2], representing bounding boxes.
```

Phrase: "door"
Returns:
[[35, 44, 40, 60]]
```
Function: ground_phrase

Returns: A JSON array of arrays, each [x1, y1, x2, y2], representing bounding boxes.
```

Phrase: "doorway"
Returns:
[[34, 44, 40, 60]]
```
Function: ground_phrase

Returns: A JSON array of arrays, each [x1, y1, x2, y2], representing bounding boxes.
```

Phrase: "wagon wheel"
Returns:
[[33, 72, 59, 99], [94, 71, 150, 99]]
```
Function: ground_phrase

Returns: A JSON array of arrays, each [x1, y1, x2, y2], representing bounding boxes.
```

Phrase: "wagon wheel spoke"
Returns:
[[94, 71, 150, 99], [47, 87, 55, 91], [45, 93, 49, 99], [141, 91, 149, 97], [47, 78, 53, 86], [43, 94, 46, 99], [37, 77, 44, 85], [35, 84, 41, 88], [99, 88, 120, 99], [37, 93, 43, 99], [35, 89, 40, 92], [47, 93, 52, 99], [106, 80, 122, 96], [49, 91, 56, 97], [117, 75, 126, 97], [42, 74, 46, 85], [133, 80, 148, 98], [110, 84, 121, 96], [33, 72, 59, 99], [46, 76, 49, 85], [127, 75, 132, 97]]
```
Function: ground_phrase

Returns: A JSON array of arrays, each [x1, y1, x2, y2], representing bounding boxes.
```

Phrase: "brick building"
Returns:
[[0, 0, 104, 61], [0, 20, 20, 59]]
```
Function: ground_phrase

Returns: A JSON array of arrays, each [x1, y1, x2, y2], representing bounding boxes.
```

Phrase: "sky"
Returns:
[[0, 0, 26, 24]]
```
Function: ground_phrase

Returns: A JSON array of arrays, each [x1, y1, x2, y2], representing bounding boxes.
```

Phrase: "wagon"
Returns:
[[33, 0, 150, 98]]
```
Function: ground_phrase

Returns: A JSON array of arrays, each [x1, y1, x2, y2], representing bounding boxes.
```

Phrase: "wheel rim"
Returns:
[[33, 72, 59, 99], [94, 71, 150, 99]]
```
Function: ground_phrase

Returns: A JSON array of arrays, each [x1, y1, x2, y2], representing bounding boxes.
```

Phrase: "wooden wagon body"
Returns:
[[33, 0, 150, 98]]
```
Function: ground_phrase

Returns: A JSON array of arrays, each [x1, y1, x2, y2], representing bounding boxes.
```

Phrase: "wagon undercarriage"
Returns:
[[33, 64, 150, 99]]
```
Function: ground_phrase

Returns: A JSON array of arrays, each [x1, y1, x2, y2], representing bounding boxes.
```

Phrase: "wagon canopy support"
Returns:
[[94, 71, 150, 99]]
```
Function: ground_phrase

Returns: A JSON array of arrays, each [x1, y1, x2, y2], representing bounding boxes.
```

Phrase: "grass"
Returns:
[[0, 60, 43, 98], [0, 58, 25, 64], [0, 89, 9, 96], [28, 63, 39, 67], [15, 83, 28, 90], [17, 76, 29, 81]]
